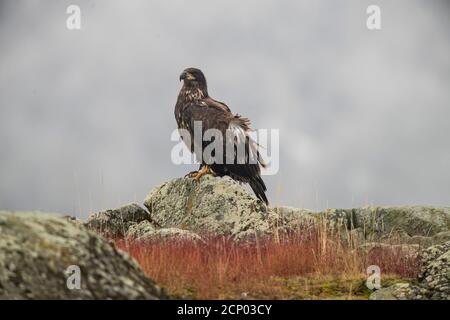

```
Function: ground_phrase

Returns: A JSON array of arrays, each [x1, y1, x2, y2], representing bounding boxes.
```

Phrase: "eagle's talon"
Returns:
[[191, 165, 211, 182], [185, 170, 199, 178]]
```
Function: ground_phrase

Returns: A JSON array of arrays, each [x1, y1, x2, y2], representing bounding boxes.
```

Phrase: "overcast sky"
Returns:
[[0, 0, 449, 218]]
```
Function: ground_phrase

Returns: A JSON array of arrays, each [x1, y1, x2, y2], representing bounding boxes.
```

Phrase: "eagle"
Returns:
[[175, 68, 268, 204]]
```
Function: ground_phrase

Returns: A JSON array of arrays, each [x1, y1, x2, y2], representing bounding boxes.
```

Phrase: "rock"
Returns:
[[418, 241, 450, 299], [369, 283, 418, 300], [370, 241, 450, 300], [144, 175, 274, 239], [318, 208, 359, 230], [355, 206, 450, 239], [63, 215, 85, 228], [147, 228, 203, 242], [142, 176, 450, 242], [126, 221, 202, 242], [0, 211, 166, 299], [316, 206, 450, 243], [432, 231, 450, 244], [126, 220, 156, 239], [361, 242, 420, 258], [404, 235, 435, 248], [272, 206, 316, 231], [85, 203, 151, 238]]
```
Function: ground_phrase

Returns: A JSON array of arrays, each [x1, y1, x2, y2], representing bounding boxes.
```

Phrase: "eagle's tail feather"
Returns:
[[249, 175, 268, 205]]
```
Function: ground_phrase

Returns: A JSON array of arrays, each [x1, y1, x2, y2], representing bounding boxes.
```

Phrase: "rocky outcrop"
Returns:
[[319, 206, 450, 241], [81, 175, 450, 300], [85, 203, 150, 238], [126, 221, 202, 243], [272, 206, 316, 231], [82, 176, 449, 243], [0, 211, 166, 299], [139, 176, 450, 243], [417, 241, 450, 299], [370, 241, 450, 300], [360, 242, 420, 259], [144, 175, 275, 239], [369, 283, 418, 300], [126, 220, 156, 239], [4, 175, 447, 300]]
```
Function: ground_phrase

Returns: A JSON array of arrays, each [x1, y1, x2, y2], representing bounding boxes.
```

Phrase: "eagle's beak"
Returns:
[[179, 72, 187, 81]]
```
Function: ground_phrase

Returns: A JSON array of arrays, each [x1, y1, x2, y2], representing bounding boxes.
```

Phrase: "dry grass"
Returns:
[[115, 223, 421, 299]]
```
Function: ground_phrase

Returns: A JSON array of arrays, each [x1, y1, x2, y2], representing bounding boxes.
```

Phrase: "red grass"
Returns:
[[115, 226, 421, 299]]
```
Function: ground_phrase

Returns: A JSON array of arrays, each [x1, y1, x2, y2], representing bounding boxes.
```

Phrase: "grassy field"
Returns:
[[115, 224, 420, 299]]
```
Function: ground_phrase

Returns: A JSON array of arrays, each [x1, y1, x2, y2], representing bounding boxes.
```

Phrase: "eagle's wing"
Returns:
[[181, 99, 268, 204], [202, 97, 231, 113], [180, 100, 230, 159]]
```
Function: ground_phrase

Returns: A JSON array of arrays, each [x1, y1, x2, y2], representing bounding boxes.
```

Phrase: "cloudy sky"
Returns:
[[0, 0, 449, 218]]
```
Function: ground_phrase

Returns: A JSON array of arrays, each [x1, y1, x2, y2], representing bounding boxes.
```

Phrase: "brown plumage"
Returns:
[[174, 67, 268, 204]]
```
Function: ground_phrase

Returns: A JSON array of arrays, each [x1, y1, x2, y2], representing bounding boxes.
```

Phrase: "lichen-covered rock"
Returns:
[[370, 241, 450, 300], [126, 220, 157, 239], [144, 175, 275, 239], [85, 203, 150, 238], [143, 176, 450, 242], [318, 206, 450, 243], [318, 208, 360, 230], [63, 215, 85, 227], [432, 231, 450, 244], [361, 242, 420, 259], [0, 211, 166, 299], [126, 221, 202, 243], [355, 206, 450, 239], [418, 241, 450, 299], [272, 206, 316, 231], [369, 283, 420, 300]]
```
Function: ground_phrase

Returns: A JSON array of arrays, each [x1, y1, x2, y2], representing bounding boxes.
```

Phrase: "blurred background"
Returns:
[[0, 0, 449, 218]]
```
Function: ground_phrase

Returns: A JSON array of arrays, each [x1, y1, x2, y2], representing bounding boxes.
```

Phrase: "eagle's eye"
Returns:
[[180, 71, 196, 81]]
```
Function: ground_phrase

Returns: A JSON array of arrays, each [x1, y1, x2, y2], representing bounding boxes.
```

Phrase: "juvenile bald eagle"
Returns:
[[175, 68, 268, 204]]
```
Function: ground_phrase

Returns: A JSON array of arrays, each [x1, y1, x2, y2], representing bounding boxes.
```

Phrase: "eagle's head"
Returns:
[[180, 68, 208, 92]]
